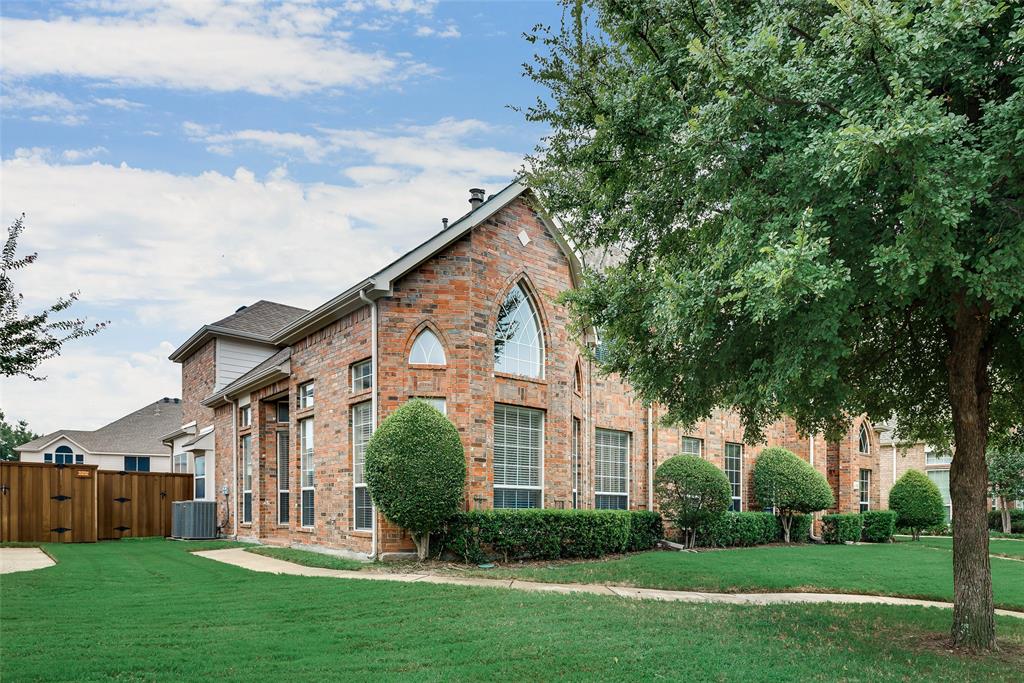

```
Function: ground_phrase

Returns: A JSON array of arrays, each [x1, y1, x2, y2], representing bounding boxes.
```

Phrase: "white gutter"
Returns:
[[359, 288, 379, 560], [647, 407, 654, 509], [231, 398, 238, 538]]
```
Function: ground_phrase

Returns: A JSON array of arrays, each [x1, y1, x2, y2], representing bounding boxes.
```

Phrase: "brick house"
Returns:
[[168, 182, 882, 557]]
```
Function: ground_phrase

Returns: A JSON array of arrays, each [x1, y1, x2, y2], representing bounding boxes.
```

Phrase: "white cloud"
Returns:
[[94, 97, 145, 110], [415, 24, 460, 38], [2, 85, 77, 112], [1, 2, 426, 96], [61, 146, 109, 162], [184, 123, 326, 162]]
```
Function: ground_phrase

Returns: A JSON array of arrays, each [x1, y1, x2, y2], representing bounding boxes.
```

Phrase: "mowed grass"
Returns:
[[456, 544, 1024, 611], [894, 536, 1024, 560], [245, 545, 366, 571], [2, 539, 1023, 680]]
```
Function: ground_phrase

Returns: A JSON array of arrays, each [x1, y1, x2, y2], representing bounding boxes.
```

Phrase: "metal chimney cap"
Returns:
[[468, 188, 486, 208]]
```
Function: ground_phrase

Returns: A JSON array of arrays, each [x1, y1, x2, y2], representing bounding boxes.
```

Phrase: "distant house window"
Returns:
[[571, 417, 581, 509], [928, 470, 952, 523], [44, 453, 52, 463], [680, 437, 703, 457], [858, 424, 870, 454], [859, 469, 871, 512], [352, 360, 373, 393], [493, 404, 543, 508], [409, 329, 446, 365], [241, 435, 252, 524], [926, 445, 953, 465], [55, 446, 75, 465], [352, 401, 373, 531], [194, 455, 206, 499], [239, 405, 252, 428], [276, 400, 289, 423], [725, 443, 743, 511], [414, 397, 447, 415], [124, 456, 150, 472], [277, 430, 290, 525], [595, 429, 629, 510], [494, 283, 544, 378], [300, 418, 314, 527], [75, 453, 84, 464], [298, 382, 314, 410]]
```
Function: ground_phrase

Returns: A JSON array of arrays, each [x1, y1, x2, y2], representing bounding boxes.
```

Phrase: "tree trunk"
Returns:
[[999, 496, 1011, 534], [946, 299, 996, 651], [413, 532, 430, 561], [781, 513, 792, 544]]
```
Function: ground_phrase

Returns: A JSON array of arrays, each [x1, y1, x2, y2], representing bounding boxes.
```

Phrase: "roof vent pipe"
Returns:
[[442, 217, 449, 229], [468, 188, 485, 210]]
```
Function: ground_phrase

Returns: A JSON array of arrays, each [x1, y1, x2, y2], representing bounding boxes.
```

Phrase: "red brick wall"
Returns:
[[181, 339, 215, 427]]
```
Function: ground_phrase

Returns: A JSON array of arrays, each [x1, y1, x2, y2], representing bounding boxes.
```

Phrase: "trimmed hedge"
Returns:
[[698, 512, 778, 547], [752, 447, 833, 543], [822, 513, 863, 544], [889, 470, 945, 540], [441, 509, 661, 563], [786, 513, 813, 543], [654, 455, 731, 547], [988, 509, 1024, 534], [861, 510, 897, 543]]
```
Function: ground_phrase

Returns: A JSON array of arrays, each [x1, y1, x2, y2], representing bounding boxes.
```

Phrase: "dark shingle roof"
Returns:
[[16, 398, 183, 456], [211, 300, 309, 337]]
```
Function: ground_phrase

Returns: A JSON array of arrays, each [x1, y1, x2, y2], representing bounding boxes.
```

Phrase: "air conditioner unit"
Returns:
[[172, 500, 217, 540]]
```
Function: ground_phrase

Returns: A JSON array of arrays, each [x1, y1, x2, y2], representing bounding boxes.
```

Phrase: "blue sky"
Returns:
[[1, 0, 564, 433]]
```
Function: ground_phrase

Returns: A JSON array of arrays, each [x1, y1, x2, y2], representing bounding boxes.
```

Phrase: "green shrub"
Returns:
[[654, 455, 731, 547], [889, 470, 945, 540], [861, 510, 897, 543], [365, 400, 466, 560], [988, 509, 1024, 534], [783, 514, 813, 543], [752, 447, 834, 543], [698, 511, 779, 547], [441, 509, 660, 563], [822, 513, 863, 544]]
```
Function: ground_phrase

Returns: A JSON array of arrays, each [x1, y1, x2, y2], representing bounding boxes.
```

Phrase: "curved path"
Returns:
[[195, 548, 1024, 619], [0, 547, 54, 574]]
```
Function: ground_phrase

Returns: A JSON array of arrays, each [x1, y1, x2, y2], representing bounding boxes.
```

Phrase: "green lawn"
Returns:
[[245, 545, 366, 571], [454, 544, 1024, 611], [1, 539, 1022, 680], [895, 536, 1024, 560]]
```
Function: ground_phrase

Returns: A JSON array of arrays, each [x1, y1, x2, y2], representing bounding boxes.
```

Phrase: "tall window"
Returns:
[[124, 456, 150, 472], [595, 429, 629, 509], [493, 404, 543, 508], [573, 362, 583, 394], [352, 401, 373, 531], [276, 401, 290, 423], [681, 437, 703, 456], [194, 455, 206, 499], [277, 431, 290, 525], [725, 443, 742, 511], [494, 283, 544, 378], [173, 452, 187, 473], [571, 418, 581, 509], [926, 445, 954, 465], [298, 381, 314, 410], [352, 360, 373, 393], [928, 470, 952, 523], [239, 405, 252, 428], [241, 435, 252, 524], [859, 469, 871, 512], [409, 329, 446, 365], [300, 418, 315, 527], [858, 424, 870, 454]]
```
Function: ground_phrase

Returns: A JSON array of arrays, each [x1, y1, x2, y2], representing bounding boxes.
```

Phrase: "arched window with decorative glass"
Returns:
[[858, 423, 870, 454], [494, 282, 544, 378], [409, 328, 446, 365]]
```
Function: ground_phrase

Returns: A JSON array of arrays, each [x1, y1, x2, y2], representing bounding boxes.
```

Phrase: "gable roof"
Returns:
[[169, 300, 309, 362], [16, 398, 183, 456]]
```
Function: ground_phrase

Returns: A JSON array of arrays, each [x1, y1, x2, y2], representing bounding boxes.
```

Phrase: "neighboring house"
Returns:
[[16, 398, 182, 472], [169, 182, 881, 557]]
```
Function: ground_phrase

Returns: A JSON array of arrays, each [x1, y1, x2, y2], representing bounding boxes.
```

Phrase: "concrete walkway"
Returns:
[[0, 547, 55, 574], [195, 548, 1024, 619]]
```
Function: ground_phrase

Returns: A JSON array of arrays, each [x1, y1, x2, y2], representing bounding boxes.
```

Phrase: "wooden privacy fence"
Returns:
[[1, 461, 193, 543]]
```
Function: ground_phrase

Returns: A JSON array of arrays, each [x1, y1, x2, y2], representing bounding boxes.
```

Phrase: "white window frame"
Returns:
[[415, 397, 447, 415], [925, 445, 954, 465], [277, 430, 290, 525], [172, 452, 188, 473], [241, 434, 252, 524], [928, 469, 953, 523], [859, 469, 871, 512], [239, 405, 252, 428], [352, 401, 373, 531], [493, 404, 544, 509], [725, 442, 743, 511], [299, 418, 314, 528], [409, 329, 447, 365], [493, 282, 545, 379], [276, 400, 289, 424], [298, 381, 315, 410], [680, 436, 703, 457], [351, 360, 373, 393], [858, 423, 870, 454], [595, 428, 629, 510], [194, 454, 207, 500]]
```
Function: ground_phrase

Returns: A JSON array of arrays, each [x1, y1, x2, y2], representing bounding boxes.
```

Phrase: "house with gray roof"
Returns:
[[16, 398, 183, 472]]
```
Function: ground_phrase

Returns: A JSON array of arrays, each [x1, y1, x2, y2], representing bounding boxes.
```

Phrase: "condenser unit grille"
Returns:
[[171, 500, 217, 539]]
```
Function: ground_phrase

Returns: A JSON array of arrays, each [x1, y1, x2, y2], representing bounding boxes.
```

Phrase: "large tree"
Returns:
[[987, 447, 1024, 534], [0, 410, 39, 462], [1, 215, 105, 380], [523, 1, 1023, 650]]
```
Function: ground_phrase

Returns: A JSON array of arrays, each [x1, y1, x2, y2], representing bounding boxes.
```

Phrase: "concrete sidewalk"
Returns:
[[194, 548, 1024, 619], [0, 547, 55, 574]]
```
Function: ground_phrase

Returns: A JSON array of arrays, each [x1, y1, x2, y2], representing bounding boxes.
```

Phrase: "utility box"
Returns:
[[171, 500, 217, 540]]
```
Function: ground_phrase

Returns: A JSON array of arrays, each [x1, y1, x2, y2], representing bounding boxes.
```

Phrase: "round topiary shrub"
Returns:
[[365, 399, 466, 559], [752, 447, 834, 543], [889, 469, 945, 540], [655, 454, 731, 547]]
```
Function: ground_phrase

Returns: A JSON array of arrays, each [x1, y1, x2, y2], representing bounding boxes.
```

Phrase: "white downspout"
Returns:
[[892, 443, 897, 486], [359, 289, 379, 560], [646, 407, 654, 510], [809, 433, 822, 543], [231, 398, 238, 538], [810, 434, 815, 467]]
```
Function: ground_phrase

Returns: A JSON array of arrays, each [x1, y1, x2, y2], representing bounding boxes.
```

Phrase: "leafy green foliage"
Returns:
[[442, 509, 660, 563], [752, 447, 833, 541], [988, 510, 1024, 534], [698, 511, 779, 548], [987, 448, 1024, 532], [861, 511, 898, 543], [890, 471, 946, 540], [654, 454, 730, 546], [365, 399, 465, 559], [822, 514, 864, 544], [0, 410, 38, 462]]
